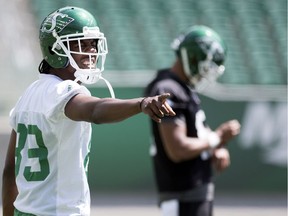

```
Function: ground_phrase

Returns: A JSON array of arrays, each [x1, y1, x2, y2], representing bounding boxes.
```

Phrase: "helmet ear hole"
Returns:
[[48, 46, 55, 55]]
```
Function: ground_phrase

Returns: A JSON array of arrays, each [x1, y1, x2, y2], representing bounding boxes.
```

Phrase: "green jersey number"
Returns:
[[15, 123, 50, 181]]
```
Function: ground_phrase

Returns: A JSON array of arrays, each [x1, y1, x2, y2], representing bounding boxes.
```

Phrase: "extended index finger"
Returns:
[[158, 93, 170, 103]]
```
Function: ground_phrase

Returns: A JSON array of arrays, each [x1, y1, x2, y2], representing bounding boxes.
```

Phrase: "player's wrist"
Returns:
[[207, 132, 221, 149], [139, 97, 147, 111]]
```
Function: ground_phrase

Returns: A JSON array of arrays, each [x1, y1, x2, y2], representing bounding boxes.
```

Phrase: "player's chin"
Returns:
[[81, 65, 96, 69]]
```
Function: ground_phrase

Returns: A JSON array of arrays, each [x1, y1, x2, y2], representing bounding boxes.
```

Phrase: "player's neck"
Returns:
[[171, 59, 189, 83], [50, 67, 76, 81]]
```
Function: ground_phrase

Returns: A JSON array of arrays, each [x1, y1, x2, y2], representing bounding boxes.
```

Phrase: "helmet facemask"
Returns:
[[196, 57, 225, 91], [52, 26, 108, 85], [196, 40, 226, 90]]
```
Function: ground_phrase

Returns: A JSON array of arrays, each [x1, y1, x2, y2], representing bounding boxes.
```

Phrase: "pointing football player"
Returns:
[[2, 6, 175, 216], [144, 25, 241, 216]]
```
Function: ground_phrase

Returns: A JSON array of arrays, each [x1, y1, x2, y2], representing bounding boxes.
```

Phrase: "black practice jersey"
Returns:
[[144, 69, 213, 194]]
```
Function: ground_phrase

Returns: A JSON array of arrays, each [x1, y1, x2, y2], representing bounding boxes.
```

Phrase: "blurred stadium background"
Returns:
[[0, 0, 287, 215]]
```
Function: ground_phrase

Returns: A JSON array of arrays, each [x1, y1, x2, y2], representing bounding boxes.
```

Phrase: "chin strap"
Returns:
[[99, 75, 115, 98], [74, 74, 115, 99]]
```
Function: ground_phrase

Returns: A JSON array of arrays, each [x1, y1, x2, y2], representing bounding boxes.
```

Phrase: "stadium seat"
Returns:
[[29, 0, 287, 85]]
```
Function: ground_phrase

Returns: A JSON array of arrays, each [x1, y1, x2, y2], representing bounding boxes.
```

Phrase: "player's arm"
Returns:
[[158, 119, 212, 163], [2, 129, 18, 216], [65, 93, 175, 124], [159, 118, 241, 163]]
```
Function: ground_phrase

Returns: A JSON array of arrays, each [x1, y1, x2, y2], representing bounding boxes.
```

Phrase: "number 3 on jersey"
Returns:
[[15, 123, 50, 181]]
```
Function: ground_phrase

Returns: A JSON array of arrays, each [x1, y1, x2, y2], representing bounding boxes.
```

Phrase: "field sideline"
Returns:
[[0, 192, 286, 216], [90, 205, 286, 216], [88, 192, 286, 216]]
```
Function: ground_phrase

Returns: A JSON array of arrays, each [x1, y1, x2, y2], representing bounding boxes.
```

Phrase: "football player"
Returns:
[[2, 6, 175, 216], [144, 25, 241, 216]]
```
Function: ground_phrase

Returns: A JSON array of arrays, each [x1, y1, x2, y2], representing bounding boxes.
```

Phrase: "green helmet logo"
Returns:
[[40, 12, 74, 34], [171, 25, 227, 87], [39, 6, 108, 85]]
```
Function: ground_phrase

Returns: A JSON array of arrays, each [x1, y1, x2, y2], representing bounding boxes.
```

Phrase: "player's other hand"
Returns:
[[141, 93, 176, 123], [212, 148, 230, 172], [216, 119, 241, 146]]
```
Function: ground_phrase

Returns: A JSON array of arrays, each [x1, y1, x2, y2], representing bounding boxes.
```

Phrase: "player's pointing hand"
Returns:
[[140, 93, 176, 123]]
